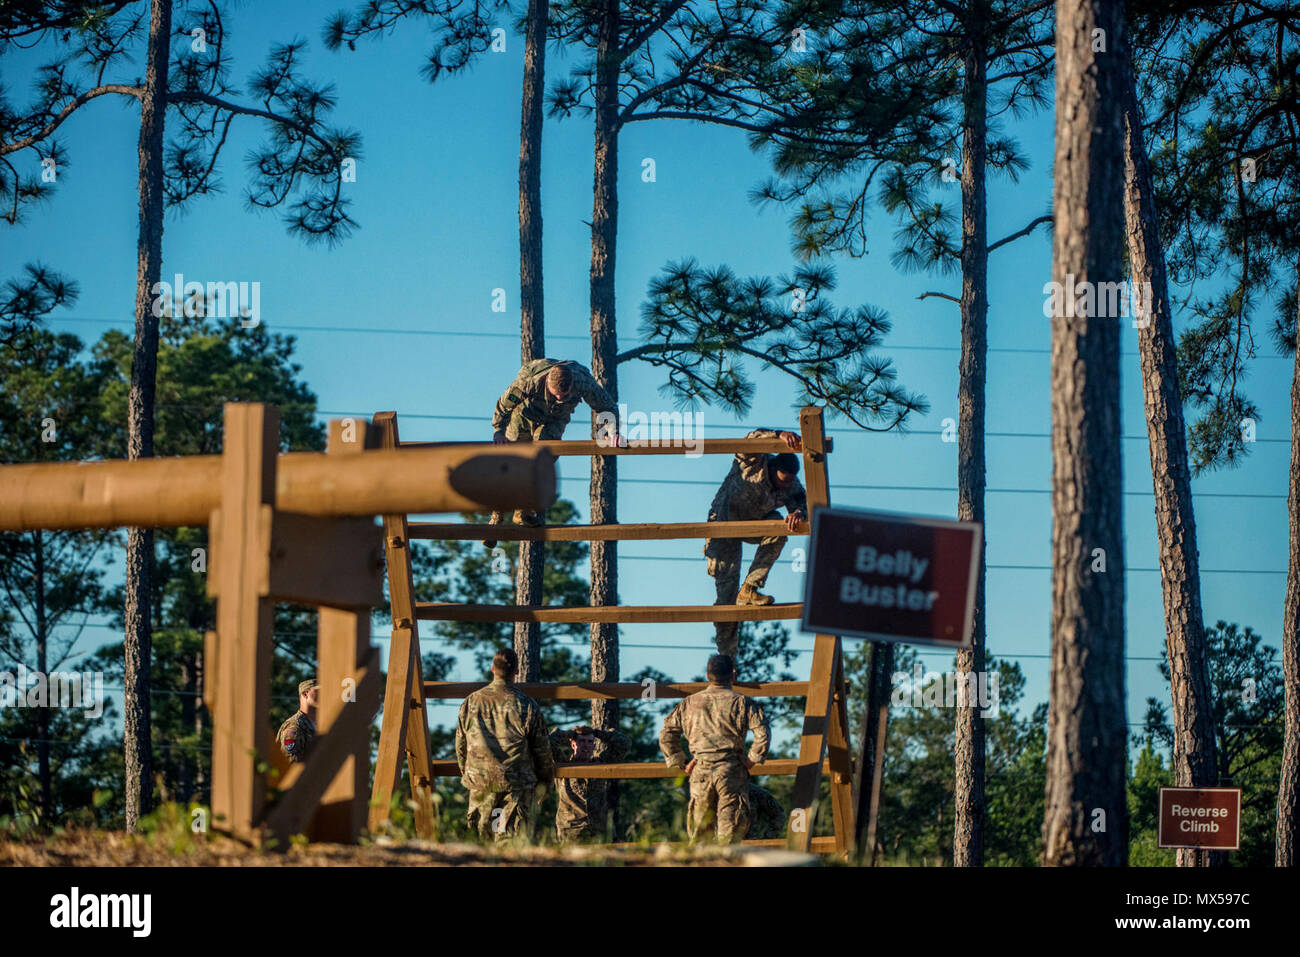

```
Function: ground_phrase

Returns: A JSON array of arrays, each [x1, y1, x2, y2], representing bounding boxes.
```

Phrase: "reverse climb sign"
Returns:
[[801, 506, 982, 647]]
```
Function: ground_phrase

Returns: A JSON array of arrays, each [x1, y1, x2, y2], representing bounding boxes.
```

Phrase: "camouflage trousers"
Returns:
[[488, 418, 566, 526], [687, 759, 752, 843], [466, 787, 537, 841], [704, 508, 787, 658]]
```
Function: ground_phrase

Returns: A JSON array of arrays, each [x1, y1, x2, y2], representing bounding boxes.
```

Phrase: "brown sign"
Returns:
[[1157, 787, 1241, 850], [801, 506, 981, 647]]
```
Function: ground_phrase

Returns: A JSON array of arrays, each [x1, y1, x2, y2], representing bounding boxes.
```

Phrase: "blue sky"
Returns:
[[2, 3, 1293, 755]]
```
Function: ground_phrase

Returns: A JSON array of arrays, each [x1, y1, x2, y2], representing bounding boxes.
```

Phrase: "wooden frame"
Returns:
[[370, 406, 857, 855], [0, 402, 550, 847]]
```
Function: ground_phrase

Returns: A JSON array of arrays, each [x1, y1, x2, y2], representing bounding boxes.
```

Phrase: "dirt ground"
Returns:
[[0, 832, 820, 867]]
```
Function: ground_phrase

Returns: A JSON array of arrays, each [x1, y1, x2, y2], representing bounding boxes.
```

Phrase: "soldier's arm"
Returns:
[[548, 728, 574, 765], [746, 700, 771, 765], [574, 365, 616, 415], [492, 365, 532, 433], [594, 728, 632, 762], [278, 720, 306, 763], [454, 701, 469, 773], [784, 479, 808, 520], [659, 704, 688, 768], [529, 706, 556, 786]]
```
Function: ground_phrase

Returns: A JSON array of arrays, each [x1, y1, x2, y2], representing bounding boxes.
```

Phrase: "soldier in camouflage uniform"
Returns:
[[704, 428, 807, 659], [455, 648, 555, 841], [547, 724, 631, 842], [746, 784, 787, 839], [484, 359, 618, 546], [659, 654, 771, 843], [277, 678, 318, 764]]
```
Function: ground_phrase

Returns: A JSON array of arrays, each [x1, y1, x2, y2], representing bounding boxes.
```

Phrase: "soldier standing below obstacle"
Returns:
[[704, 428, 807, 660], [455, 648, 555, 840], [277, 678, 318, 764], [548, 724, 632, 842], [659, 654, 771, 843], [483, 358, 618, 547]]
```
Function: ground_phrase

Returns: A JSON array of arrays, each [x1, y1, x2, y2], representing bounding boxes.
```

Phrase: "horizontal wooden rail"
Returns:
[[0, 444, 555, 531], [606, 837, 838, 853], [415, 602, 803, 624], [423, 680, 812, 699], [429, 759, 835, 779], [400, 437, 830, 457], [407, 519, 807, 542]]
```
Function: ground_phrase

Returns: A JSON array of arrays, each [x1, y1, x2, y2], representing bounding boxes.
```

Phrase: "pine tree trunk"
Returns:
[[588, 0, 621, 834], [123, 0, 171, 831], [1121, 50, 1222, 868], [1276, 256, 1300, 867], [515, 0, 549, 682], [953, 8, 988, 869], [35, 530, 51, 824], [1043, 0, 1128, 867]]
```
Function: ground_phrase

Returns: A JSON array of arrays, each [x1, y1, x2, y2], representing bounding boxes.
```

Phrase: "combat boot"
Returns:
[[483, 510, 503, 549], [513, 509, 543, 527], [737, 584, 775, 606]]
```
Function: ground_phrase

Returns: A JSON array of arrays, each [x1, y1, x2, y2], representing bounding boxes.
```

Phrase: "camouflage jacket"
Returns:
[[277, 711, 315, 764], [708, 429, 807, 521], [549, 728, 632, 833], [660, 683, 771, 768], [748, 784, 787, 839], [455, 678, 555, 792], [492, 359, 616, 434]]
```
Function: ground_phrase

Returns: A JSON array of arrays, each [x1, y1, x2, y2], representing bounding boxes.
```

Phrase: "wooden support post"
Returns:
[[309, 418, 381, 843], [787, 405, 854, 851], [826, 650, 855, 856], [369, 412, 436, 837], [854, 641, 894, 864], [208, 403, 278, 841]]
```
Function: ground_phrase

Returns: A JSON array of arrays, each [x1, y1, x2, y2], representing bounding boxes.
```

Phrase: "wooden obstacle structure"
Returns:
[[0, 403, 555, 846], [369, 406, 857, 854]]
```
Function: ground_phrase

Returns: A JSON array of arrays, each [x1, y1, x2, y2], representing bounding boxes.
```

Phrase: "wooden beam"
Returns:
[[787, 405, 841, 853], [208, 403, 277, 842], [368, 412, 436, 838], [415, 602, 803, 624], [264, 511, 384, 609], [407, 519, 809, 542], [262, 653, 381, 846], [605, 837, 838, 853], [0, 441, 557, 531], [400, 437, 832, 457], [309, 418, 380, 845], [311, 608, 372, 843], [428, 758, 833, 778], [423, 680, 811, 699]]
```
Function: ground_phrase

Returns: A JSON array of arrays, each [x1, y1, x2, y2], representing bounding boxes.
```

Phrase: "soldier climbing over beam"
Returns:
[[483, 358, 618, 547], [548, 724, 632, 842], [659, 654, 771, 844], [455, 648, 555, 841], [704, 428, 807, 660]]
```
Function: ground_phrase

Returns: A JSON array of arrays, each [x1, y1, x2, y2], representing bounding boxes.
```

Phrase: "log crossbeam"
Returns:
[[414, 602, 803, 623], [399, 437, 831, 457], [406, 519, 807, 542]]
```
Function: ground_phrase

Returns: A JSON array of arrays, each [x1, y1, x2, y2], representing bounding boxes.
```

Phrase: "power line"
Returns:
[[43, 315, 1298, 360]]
